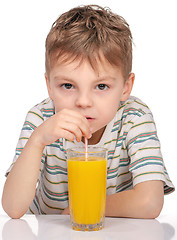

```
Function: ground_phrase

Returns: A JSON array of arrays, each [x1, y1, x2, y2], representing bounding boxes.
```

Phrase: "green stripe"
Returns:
[[131, 121, 154, 129], [131, 146, 160, 157], [112, 154, 120, 160], [29, 207, 35, 214], [44, 175, 68, 185], [24, 120, 37, 130], [127, 131, 157, 146], [130, 156, 162, 168], [134, 100, 149, 108], [116, 178, 132, 191], [19, 137, 29, 140], [46, 162, 67, 172], [118, 171, 130, 178], [47, 154, 66, 162], [41, 194, 64, 211], [29, 111, 44, 121], [123, 120, 134, 126], [104, 138, 117, 145], [133, 171, 164, 180], [107, 185, 116, 190]]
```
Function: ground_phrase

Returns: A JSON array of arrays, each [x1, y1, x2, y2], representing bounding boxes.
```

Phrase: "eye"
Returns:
[[61, 83, 73, 89], [96, 84, 109, 90]]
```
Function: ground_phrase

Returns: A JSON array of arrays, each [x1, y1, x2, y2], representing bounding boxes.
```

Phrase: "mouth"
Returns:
[[85, 116, 94, 121]]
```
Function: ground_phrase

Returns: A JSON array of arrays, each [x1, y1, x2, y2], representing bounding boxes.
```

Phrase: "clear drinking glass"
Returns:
[[67, 147, 107, 231]]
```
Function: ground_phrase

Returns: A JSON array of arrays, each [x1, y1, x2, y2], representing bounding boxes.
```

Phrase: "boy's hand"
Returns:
[[32, 109, 92, 148]]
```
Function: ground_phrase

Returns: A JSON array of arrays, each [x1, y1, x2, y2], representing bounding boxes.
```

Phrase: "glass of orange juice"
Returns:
[[67, 147, 107, 231]]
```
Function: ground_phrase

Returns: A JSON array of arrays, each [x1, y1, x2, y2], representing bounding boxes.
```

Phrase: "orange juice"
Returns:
[[67, 156, 107, 230]]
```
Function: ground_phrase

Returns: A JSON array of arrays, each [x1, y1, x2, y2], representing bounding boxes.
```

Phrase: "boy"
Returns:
[[2, 5, 174, 219]]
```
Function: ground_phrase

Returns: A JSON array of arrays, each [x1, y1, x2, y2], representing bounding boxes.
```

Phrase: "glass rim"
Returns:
[[67, 146, 108, 154]]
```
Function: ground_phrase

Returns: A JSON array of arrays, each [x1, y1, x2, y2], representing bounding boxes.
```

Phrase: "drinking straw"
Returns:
[[85, 137, 88, 161]]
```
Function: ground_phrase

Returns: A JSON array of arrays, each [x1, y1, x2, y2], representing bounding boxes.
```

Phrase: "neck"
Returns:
[[82, 126, 106, 145]]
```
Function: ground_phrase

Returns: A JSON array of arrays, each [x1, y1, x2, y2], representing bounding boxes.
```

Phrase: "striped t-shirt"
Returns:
[[6, 96, 175, 214]]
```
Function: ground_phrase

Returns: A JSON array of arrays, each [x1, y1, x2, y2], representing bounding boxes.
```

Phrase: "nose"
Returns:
[[75, 91, 93, 108]]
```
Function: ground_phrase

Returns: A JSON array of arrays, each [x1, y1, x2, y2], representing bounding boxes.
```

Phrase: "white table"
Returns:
[[0, 214, 177, 240]]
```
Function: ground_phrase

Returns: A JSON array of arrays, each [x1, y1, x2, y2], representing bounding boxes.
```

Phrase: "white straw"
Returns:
[[85, 137, 88, 161]]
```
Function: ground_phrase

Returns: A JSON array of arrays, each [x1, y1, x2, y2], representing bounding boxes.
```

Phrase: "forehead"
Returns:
[[50, 59, 123, 82], [48, 51, 123, 78]]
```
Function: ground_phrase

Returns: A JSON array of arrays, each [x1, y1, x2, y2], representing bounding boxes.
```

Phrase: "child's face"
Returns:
[[46, 57, 134, 144]]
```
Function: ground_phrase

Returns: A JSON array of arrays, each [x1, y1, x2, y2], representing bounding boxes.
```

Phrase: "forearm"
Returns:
[[2, 109, 91, 219], [2, 132, 44, 218], [105, 181, 164, 219]]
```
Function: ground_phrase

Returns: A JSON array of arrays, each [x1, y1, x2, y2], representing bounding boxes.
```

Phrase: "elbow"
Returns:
[[2, 206, 25, 219], [2, 196, 25, 219], [144, 207, 162, 219], [6, 213, 24, 219], [6, 210, 25, 219], [142, 195, 164, 219]]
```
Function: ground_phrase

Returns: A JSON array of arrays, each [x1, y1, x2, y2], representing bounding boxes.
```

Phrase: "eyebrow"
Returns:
[[54, 76, 73, 81], [97, 76, 117, 82], [54, 75, 117, 82]]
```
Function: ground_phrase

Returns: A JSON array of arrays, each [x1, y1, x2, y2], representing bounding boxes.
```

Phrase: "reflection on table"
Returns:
[[1, 214, 176, 240]]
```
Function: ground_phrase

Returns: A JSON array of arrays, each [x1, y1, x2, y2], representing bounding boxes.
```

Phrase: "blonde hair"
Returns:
[[45, 5, 133, 79]]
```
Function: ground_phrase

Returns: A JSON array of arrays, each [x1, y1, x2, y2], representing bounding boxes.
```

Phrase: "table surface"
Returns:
[[0, 214, 177, 240]]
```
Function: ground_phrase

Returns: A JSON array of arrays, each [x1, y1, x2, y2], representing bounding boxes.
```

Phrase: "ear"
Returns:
[[120, 73, 135, 101], [45, 73, 53, 100]]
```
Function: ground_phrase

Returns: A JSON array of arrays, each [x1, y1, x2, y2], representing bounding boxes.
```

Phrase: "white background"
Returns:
[[0, 0, 176, 215]]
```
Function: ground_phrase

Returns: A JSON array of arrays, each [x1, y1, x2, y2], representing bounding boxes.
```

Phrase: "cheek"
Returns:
[[101, 96, 120, 118], [53, 95, 74, 113], [103, 95, 121, 111], [99, 101, 119, 123], [50, 91, 62, 112], [106, 106, 118, 121]]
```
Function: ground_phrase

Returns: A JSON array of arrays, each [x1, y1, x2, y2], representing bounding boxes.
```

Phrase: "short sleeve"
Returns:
[[5, 106, 46, 177], [126, 113, 175, 194]]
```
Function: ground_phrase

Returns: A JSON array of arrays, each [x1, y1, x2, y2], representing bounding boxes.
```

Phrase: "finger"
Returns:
[[66, 118, 90, 139], [57, 110, 91, 139], [58, 128, 75, 142], [58, 121, 84, 142]]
